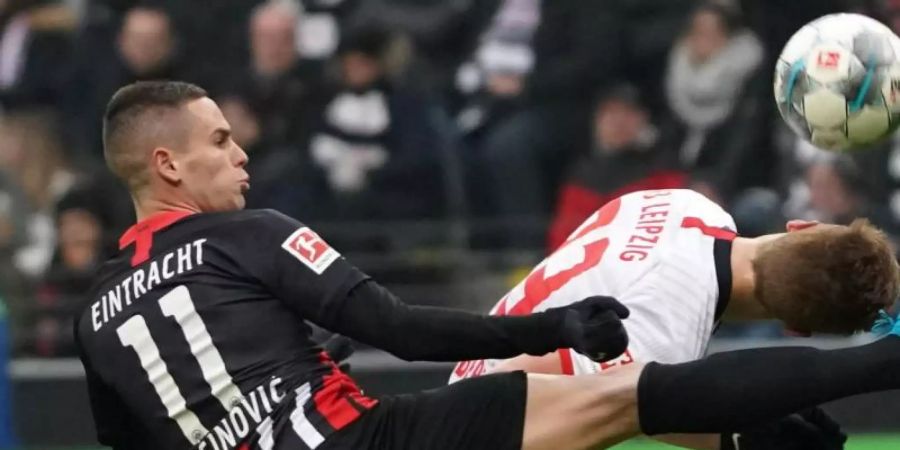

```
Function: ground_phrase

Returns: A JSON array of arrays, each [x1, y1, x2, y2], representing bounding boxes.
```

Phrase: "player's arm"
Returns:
[[239, 211, 629, 362], [492, 352, 566, 374], [331, 280, 629, 362]]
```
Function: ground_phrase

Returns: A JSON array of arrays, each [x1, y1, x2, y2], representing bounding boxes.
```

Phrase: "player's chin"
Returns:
[[212, 194, 246, 212], [233, 195, 247, 210]]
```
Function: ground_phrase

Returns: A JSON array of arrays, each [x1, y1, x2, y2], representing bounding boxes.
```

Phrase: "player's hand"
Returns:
[[720, 407, 847, 450], [555, 295, 630, 363]]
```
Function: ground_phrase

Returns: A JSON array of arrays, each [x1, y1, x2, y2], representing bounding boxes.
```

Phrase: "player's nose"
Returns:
[[234, 144, 249, 167]]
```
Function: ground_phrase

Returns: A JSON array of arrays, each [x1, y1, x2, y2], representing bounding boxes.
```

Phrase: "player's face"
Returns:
[[177, 98, 250, 212]]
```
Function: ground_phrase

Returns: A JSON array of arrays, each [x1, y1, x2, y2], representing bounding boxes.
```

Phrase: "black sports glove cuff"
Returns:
[[718, 407, 847, 450]]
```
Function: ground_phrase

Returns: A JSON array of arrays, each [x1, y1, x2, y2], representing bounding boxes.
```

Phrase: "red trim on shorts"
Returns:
[[118, 210, 195, 266], [313, 352, 378, 431], [558, 348, 575, 375], [680, 217, 736, 241]]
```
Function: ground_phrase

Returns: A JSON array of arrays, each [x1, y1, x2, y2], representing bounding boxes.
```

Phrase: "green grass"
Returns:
[[36, 435, 900, 449], [611, 435, 900, 449]]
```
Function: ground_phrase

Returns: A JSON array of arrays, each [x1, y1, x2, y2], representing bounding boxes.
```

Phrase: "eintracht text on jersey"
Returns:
[[90, 239, 207, 332]]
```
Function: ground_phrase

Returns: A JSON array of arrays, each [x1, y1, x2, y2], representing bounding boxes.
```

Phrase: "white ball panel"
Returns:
[[810, 128, 850, 150], [847, 105, 890, 144], [803, 88, 848, 128]]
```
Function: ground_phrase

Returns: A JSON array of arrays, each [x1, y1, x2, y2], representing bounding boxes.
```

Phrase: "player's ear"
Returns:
[[786, 220, 819, 232], [153, 147, 181, 184]]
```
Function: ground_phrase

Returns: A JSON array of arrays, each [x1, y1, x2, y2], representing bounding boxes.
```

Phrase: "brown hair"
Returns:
[[102, 81, 207, 191], [753, 219, 900, 335]]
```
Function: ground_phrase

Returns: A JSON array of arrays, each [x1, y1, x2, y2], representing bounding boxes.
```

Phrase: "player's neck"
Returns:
[[134, 195, 202, 222], [726, 237, 771, 320]]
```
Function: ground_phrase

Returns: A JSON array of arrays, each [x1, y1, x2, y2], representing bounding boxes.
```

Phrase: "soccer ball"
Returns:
[[774, 13, 900, 151]]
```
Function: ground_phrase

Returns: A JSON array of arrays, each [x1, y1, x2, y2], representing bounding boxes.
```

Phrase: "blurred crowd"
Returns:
[[3, 0, 900, 356]]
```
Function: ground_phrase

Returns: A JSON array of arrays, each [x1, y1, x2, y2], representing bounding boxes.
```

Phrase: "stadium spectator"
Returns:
[[886, 0, 900, 31], [218, 94, 331, 221], [0, 111, 76, 279], [765, 132, 898, 238], [31, 207, 100, 357], [616, 0, 696, 110], [223, 0, 326, 149], [546, 84, 686, 252], [0, 0, 74, 111], [664, 1, 768, 203], [342, 0, 497, 93], [451, 0, 540, 138], [798, 157, 900, 238], [65, 5, 183, 159], [472, 1, 625, 247], [0, 171, 31, 355], [308, 25, 445, 223], [26, 165, 131, 357], [296, 0, 362, 62], [0, 110, 78, 355]]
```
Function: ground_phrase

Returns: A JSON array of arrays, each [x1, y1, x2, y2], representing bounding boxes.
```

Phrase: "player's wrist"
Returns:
[[502, 309, 569, 356]]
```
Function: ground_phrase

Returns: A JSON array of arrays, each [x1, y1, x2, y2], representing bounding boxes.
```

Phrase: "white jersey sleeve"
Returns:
[[449, 189, 737, 382]]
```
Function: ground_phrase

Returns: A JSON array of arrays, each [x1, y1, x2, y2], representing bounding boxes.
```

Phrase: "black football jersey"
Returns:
[[75, 209, 375, 450]]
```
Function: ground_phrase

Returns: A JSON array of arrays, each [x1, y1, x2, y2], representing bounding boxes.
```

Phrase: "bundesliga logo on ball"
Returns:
[[775, 13, 900, 151]]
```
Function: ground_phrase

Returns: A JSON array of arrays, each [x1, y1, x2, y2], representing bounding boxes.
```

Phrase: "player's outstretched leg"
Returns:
[[637, 334, 900, 435], [520, 334, 900, 450], [522, 366, 644, 450]]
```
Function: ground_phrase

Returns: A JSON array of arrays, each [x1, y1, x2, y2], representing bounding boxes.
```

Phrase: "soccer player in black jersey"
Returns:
[[77, 81, 900, 450]]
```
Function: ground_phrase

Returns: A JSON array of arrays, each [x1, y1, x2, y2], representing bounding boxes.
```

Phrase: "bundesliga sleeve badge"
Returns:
[[281, 227, 341, 274]]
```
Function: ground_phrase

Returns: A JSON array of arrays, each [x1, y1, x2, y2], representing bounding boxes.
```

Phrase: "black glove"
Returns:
[[321, 334, 355, 373], [720, 407, 847, 450], [551, 295, 630, 363]]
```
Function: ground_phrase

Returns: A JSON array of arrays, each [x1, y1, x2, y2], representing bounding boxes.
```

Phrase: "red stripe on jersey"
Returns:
[[681, 217, 736, 241], [568, 197, 622, 243], [313, 352, 377, 431], [119, 210, 195, 266], [507, 238, 610, 316], [558, 348, 575, 375], [494, 298, 508, 316]]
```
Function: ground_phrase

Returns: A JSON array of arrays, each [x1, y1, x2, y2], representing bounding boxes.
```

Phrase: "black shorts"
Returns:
[[267, 371, 528, 450]]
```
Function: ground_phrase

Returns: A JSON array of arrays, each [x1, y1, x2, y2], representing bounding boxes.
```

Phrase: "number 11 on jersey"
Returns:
[[117, 286, 241, 444]]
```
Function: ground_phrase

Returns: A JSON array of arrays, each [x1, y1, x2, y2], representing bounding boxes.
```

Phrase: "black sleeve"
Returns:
[[240, 210, 569, 361], [76, 326, 140, 449], [327, 280, 567, 361]]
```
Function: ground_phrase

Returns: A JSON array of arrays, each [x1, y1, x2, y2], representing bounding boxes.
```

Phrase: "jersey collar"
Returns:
[[119, 210, 195, 266], [712, 238, 733, 322]]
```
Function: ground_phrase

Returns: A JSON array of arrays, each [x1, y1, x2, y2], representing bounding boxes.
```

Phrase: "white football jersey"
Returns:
[[449, 189, 736, 382]]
